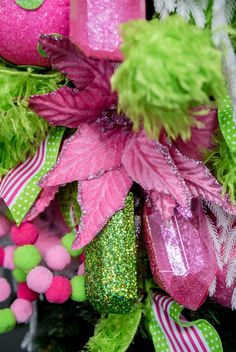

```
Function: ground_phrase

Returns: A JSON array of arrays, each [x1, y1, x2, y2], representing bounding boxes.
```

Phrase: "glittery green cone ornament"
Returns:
[[85, 193, 139, 314]]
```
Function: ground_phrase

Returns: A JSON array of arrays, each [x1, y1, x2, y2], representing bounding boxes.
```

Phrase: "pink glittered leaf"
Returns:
[[170, 146, 230, 208], [40, 124, 128, 187], [38, 35, 117, 95], [174, 108, 218, 161], [30, 87, 109, 128], [122, 130, 189, 207], [73, 167, 132, 249], [25, 186, 59, 221], [149, 191, 177, 222]]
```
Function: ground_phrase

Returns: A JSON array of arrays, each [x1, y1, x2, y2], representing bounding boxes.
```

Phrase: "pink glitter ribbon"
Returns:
[[70, 0, 146, 60], [143, 199, 218, 310]]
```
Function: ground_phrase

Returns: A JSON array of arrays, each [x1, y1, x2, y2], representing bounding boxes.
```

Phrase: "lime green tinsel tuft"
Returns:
[[0, 65, 64, 176], [85, 304, 142, 352], [112, 15, 226, 140], [205, 133, 236, 203]]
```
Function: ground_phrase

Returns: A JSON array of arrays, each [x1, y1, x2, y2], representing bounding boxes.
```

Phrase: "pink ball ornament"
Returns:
[[0, 0, 69, 66], [17, 282, 39, 302], [11, 222, 39, 246], [0, 278, 11, 302], [0, 246, 5, 266], [45, 276, 72, 304], [11, 299, 33, 323], [27, 266, 53, 293], [3, 245, 16, 270], [45, 245, 71, 270]]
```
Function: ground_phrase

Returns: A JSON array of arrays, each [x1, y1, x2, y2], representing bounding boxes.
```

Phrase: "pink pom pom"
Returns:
[[45, 245, 71, 270], [0, 278, 11, 302], [0, 215, 11, 237], [3, 245, 16, 270], [77, 263, 85, 276], [45, 276, 71, 304], [0, 246, 5, 266], [11, 299, 33, 323], [11, 222, 39, 246], [17, 282, 39, 302], [27, 266, 53, 293]]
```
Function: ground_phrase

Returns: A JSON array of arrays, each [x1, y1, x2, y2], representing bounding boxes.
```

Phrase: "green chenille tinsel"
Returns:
[[112, 15, 226, 141], [85, 304, 142, 352], [205, 132, 236, 203], [0, 64, 64, 176]]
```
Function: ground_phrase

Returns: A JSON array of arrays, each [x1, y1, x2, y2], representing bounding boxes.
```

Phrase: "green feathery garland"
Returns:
[[0, 64, 64, 176], [112, 15, 226, 141]]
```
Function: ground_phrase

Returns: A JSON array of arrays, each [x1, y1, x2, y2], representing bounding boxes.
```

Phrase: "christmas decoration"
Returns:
[[1, 1, 236, 351]]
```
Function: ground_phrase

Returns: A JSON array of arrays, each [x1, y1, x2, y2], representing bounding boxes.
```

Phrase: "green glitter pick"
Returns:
[[15, 0, 45, 10], [85, 193, 139, 314]]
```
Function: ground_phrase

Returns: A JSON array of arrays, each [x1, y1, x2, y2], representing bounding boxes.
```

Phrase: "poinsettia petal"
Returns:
[[25, 186, 59, 221], [40, 124, 128, 187], [169, 145, 231, 209], [73, 167, 132, 249], [38, 35, 117, 96], [174, 108, 218, 160], [148, 191, 177, 222], [122, 130, 190, 206], [30, 87, 109, 128]]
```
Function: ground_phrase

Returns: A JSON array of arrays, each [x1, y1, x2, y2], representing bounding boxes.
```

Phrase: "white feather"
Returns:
[[209, 276, 217, 296], [205, 214, 224, 270], [231, 287, 236, 310], [226, 256, 236, 288], [225, 0, 236, 24], [223, 228, 236, 264]]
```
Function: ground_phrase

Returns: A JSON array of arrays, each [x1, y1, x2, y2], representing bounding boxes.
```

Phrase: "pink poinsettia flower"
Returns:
[[30, 35, 232, 249]]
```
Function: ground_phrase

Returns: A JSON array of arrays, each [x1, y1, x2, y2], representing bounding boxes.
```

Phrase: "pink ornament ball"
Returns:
[[45, 245, 71, 270], [11, 222, 39, 246], [27, 266, 53, 293], [3, 245, 16, 270], [0, 278, 11, 302], [0, 0, 69, 66], [11, 299, 33, 323], [45, 276, 72, 304], [0, 246, 5, 266], [17, 282, 39, 302]]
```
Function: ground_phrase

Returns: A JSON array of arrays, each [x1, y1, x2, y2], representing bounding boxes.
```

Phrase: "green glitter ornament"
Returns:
[[0, 309, 16, 334], [85, 193, 139, 314], [14, 244, 41, 272]]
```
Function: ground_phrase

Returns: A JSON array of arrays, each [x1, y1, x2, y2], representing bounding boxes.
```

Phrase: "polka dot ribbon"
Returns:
[[218, 95, 236, 154], [15, 0, 45, 10], [0, 127, 65, 224], [147, 293, 222, 352]]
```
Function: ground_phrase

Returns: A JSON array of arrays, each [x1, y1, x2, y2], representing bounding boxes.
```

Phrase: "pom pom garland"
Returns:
[[0, 278, 11, 302], [27, 266, 53, 293], [45, 245, 71, 270], [12, 268, 27, 283], [3, 245, 16, 270], [61, 233, 83, 257], [0, 309, 16, 334], [0, 246, 5, 266], [17, 282, 39, 302], [70, 276, 87, 302], [14, 245, 41, 272], [45, 276, 72, 304], [10, 299, 33, 323], [11, 222, 39, 246]]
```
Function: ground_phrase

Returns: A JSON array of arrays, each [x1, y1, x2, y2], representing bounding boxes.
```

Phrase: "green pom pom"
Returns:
[[61, 233, 83, 257], [14, 245, 41, 272], [12, 268, 27, 283], [0, 309, 16, 334], [112, 15, 226, 140], [0, 64, 64, 177], [71, 276, 87, 302]]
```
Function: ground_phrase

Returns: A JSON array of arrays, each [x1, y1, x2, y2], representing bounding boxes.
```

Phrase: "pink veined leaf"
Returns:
[[25, 186, 59, 221], [174, 108, 218, 161], [122, 129, 190, 207], [169, 145, 231, 209], [40, 124, 128, 187], [148, 191, 177, 222], [30, 87, 110, 128], [73, 167, 132, 249], [38, 35, 117, 95]]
